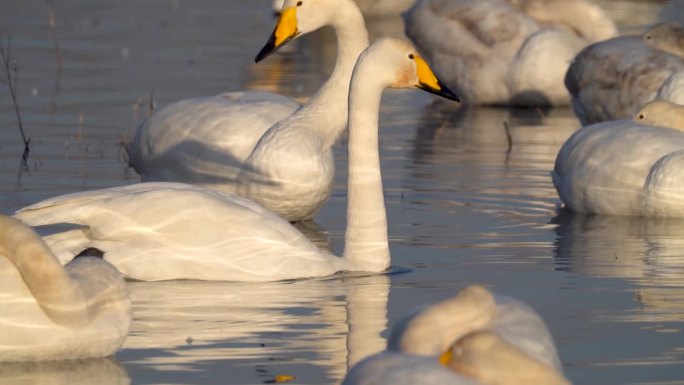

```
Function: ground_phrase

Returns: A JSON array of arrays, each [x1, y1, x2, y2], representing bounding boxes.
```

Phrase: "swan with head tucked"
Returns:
[[130, 0, 370, 222], [14, 38, 459, 282], [634, 100, 684, 130], [552, 116, 684, 217], [341, 285, 568, 385], [403, 0, 616, 106], [0, 215, 131, 362], [565, 23, 684, 126]]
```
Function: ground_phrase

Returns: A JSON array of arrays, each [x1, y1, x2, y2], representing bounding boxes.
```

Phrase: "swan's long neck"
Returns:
[[341, 61, 390, 272], [0, 216, 92, 327], [297, 3, 369, 149]]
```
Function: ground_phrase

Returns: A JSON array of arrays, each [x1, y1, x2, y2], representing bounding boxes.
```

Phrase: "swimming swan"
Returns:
[[0, 215, 131, 362], [272, 0, 415, 17], [565, 23, 684, 126], [404, 0, 616, 106], [15, 38, 460, 282], [341, 285, 568, 385], [552, 116, 684, 217], [131, 0, 370, 221]]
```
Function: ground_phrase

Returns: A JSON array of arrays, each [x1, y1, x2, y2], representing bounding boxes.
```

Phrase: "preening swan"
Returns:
[[272, 0, 415, 17], [15, 38, 459, 281], [341, 285, 568, 385], [565, 24, 684, 125], [131, 0, 370, 221], [634, 100, 684, 130], [404, 0, 616, 106], [552, 117, 684, 217], [0, 215, 131, 362]]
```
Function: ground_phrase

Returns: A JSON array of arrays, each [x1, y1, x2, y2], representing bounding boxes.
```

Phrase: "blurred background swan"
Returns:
[[404, 0, 617, 107], [565, 22, 684, 125], [0, 215, 131, 362], [341, 285, 568, 385], [552, 105, 684, 217], [271, 0, 415, 18], [0, 358, 130, 385]]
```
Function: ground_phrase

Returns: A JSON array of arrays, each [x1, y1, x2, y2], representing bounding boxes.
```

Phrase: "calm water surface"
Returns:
[[1, 1, 683, 384]]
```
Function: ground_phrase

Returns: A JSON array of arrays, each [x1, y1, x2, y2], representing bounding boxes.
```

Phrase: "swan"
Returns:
[[0, 215, 131, 362], [403, 0, 616, 106], [565, 23, 684, 126], [130, 0, 370, 222], [552, 116, 684, 217], [272, 0, 415, 17], [634, 99, 684, 130], [341, 285, 568, 385], [14, 38, 460, 281]]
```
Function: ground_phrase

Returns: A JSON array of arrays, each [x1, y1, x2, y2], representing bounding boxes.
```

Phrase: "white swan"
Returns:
[[14, 38, 460, 282], [0, 215, 131, 362], [634, 99, 684, 130], [341, 285, 568, 385], [131, 0, 370, 222], [565, 23, 684, 126], [552, 115, 684, 217], [404, 0, 616, 106], [271, 0, 415, 17]]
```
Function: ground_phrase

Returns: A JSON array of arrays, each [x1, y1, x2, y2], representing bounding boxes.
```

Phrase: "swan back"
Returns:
[[444, 331, 571, 385], [634, 100, 684, 130]]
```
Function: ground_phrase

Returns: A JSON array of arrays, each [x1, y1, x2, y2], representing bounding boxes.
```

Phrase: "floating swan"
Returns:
[[271, 0, 415, 17], [341, 285, 568, 385], [565, 23, 684, 126], [634, 99, 684, 130], [0, 215, 131, 362], [130, 0, 370, 221], [552, 117, 684, 217], [15, 38, 459, 281], [404, 0, 616, 106]]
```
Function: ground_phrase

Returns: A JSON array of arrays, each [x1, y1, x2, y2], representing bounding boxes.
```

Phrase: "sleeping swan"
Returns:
[[552, 108, 684, 217], [130, 0, 370, 222], [565, 23, 684, 125], [404, 0, 616, 106], [272, 0, 415, 17], [14, 38, 459, 282], [341, 285, 568, 385], [0, 215, 131, 362]]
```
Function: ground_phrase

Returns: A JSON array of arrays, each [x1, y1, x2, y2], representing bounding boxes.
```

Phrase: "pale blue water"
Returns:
[[1, 1, 683, 385]]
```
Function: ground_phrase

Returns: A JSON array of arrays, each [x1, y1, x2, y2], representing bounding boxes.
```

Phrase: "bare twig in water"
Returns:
[[48, 9, 64, 72], [0, 35, 31, 167], [148, 89, 156, 116], [502, 121, 513, 154]]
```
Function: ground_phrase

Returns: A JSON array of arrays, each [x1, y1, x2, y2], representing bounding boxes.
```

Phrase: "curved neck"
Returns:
[[341, 64, 390, 272], [0, 216, 92, 326], [296, 3, 369, 149]]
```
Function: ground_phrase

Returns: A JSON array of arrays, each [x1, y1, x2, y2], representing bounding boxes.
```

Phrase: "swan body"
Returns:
[[131, 0, 370, 221], [271, 0, 415, 17], [552, 119, 684, 217], [15, 38, 459, 281], [342, 285, 567, 385], [0, 215, 131, 362], [565, 31, 684, 125], [404, 0, 616, 106]]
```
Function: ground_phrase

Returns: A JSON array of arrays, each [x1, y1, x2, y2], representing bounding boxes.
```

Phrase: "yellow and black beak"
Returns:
[[413, 55, 460, 103], [255, 7, 300, 63]]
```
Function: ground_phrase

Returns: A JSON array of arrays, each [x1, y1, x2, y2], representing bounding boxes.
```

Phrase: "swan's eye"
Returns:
[[645, 34, 652, 40], [637, 114, 644, 120], [297, 1, 303, 6], [408, 53, 415, 60]]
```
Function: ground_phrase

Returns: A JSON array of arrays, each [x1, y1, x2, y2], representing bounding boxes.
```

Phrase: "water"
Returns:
[[1, 1, 683, 384]]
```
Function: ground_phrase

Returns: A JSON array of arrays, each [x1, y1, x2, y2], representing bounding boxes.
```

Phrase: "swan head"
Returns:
[[256, 0, 358, 62], [643, 22, 684, 57], [356, 38, 460, 102], [440, 331, 572, 385], [634, 100, 684, 131]]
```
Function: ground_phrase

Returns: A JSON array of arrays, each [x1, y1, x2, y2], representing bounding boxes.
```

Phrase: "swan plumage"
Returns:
[[634, 99, 684, 130], [15, 38, 459, 281], [131, 0, 370, 221], [0, 215, 131, 362], [565, 24, 684, 125], [404, 0, 616, 106], [552, 118, 684, 217], [271, 0, 415, 17], [341, 285, 567, 385]]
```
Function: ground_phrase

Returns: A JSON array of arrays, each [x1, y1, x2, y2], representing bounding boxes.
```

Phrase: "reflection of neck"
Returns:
[[0, 216, 91, 326], [345, 275, 390, 369], [342, 57, 390, 272], [297, 2, 369, 149]]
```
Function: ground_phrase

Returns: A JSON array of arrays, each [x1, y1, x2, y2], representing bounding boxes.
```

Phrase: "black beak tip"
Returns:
[[439, 82, 460, 103]]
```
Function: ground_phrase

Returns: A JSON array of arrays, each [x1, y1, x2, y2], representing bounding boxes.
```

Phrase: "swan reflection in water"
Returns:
[[553, 210, 684, 322], [119, 274, 390, 384], [0, 358, 130, 385]]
